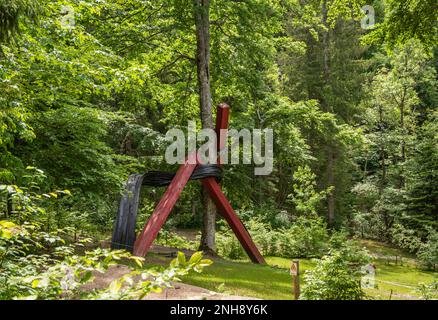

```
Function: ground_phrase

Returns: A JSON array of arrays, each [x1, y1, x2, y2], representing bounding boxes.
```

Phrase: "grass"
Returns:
[[178, 240, 436, 300], [181, 258, 295, 299], [142, 237, 436, 300], [360, 240, 437, 299], [142, 253, 294, 299], [266, 255, 436, 300]]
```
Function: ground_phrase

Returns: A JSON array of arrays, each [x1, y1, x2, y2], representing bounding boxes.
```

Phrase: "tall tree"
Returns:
[[280, 0, 365, 226], [352, 39, 437, 239], [405, 112, 438, 229], [363, 0, 438, 52], [0, 0, 39, 43], [321, 0, 335, 227], [194, 0, 217, 254]]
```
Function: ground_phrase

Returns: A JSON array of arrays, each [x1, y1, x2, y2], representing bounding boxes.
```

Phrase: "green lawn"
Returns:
[[178, 240, 437, 300], [182, 258, 294, 299], [142, 238, 436, 300], [360, 240, 437, 299]]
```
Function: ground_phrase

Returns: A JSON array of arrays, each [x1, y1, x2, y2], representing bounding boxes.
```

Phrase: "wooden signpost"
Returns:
[[290, 260, 300, 300]]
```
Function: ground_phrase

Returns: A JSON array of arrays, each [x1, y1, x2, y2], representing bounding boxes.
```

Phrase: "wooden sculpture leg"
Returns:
[[201, 177, 266, 264], [133, 161, 197, 257]]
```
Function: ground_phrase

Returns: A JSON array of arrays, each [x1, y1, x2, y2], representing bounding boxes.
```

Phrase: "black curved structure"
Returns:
[[111, 165, 222, 252]]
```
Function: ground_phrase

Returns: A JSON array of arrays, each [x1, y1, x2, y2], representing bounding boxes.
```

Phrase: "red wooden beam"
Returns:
[[133, 159, 197, 257], [204, 103, 266, 264], [202, 177, 266, 264], [133, 103, 265, 264], [215, 103, 230, 165]]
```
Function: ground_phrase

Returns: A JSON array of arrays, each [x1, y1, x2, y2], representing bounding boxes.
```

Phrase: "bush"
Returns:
[[155, 230, 197, 250], [216, 229, 246, 260], [277, 216, 329, 258], [0, 168, 212, 299], [416, 281, 438, 300], [236, 205, 291, 229], [300, 240, 371, 300], [288, 165, 331, 217], [417, 228, 438, 271], [243, 219, 278, 256], [391, 224, 423, 253], [216, 216, 329, 260], [390, 224, 437, 271]]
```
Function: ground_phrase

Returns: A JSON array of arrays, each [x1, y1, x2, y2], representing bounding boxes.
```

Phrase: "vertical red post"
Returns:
[[215, 103, 230, 165]]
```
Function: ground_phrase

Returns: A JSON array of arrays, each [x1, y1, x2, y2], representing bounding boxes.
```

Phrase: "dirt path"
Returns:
[[145, 282, 259, 300], [84, 244, 258, 300]]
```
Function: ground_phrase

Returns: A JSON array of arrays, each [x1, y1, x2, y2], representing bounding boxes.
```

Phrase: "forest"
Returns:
[[0, 0, 437, 300]]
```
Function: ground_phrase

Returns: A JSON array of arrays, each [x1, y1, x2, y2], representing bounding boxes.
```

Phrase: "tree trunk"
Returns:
[[399, 90, 406, 188], [322, 1, 330, 95], [378, 104, 386, 193], [194, 0, 216, 254], [6, 193, 13, 218], [322, 0, 335, 227], [327, 151, 335, 226]]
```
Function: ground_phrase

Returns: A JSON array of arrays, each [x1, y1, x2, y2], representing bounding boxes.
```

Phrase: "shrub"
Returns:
[[0, 207, 211, 300], [0, 168, 212, 299], [216, 216, 329, 260], [277, 216, 329, 258], [288, 165, 331, 217], [244, 219, 278, 256], [300, 240, 371, 300], [216, 229, 246, 260], [416, 281, 438, 300], [155, 230, 197, 251], [416, 228, 438, 271], [391, 224, 423, 253], [390, 224, 437, 271], [236, 205, 291, 229]]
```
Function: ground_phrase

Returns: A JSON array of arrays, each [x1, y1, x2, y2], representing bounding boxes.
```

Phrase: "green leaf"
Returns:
[[109, 280, 122, 294], [31, 279, 40, 288], [177, 252, 186, 266], [188, 251, 203, 264], [132, 256, 144, 268], [81, 271, 94, 283], [0, 221, 16, 228]]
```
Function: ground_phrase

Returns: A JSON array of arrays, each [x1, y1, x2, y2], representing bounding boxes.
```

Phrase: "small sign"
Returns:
[[290, 261, 299, 276]]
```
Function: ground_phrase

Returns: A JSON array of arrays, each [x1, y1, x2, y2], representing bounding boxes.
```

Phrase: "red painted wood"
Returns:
[[206, 103, 265, 264], [215, 103, 229, 165], [201, 177, 266, 264], [133, 102, 265, 264], [133, 159, 197, 257]]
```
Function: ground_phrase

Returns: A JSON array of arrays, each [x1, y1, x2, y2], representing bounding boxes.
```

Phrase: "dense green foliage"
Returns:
[[216, 216, 330, 259], [300, 238, 370, 300], [0, 0, 436, 299], [0, 0, 39, 43], [0, 168, 211, 299], [363, 0, 438, 50]]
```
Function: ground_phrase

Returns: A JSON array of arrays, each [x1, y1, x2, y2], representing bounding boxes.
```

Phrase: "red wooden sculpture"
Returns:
[[133, 104, 265, 264]]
